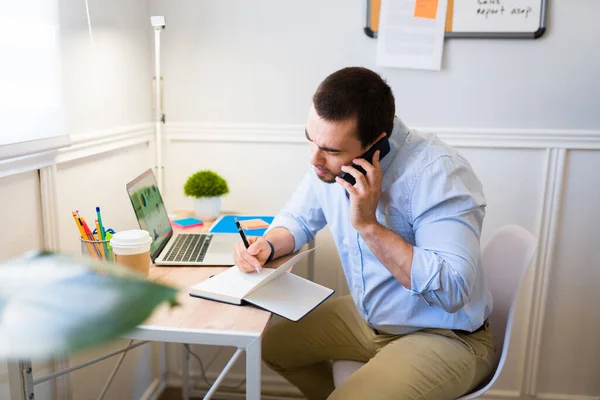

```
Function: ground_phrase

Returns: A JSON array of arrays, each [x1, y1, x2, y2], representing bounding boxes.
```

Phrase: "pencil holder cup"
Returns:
[[80, 238, 114, 262]]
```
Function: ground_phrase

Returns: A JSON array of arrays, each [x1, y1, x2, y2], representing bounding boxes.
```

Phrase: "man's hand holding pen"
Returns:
[[234, 217, 275, 273], [233, 236, 273, 273]]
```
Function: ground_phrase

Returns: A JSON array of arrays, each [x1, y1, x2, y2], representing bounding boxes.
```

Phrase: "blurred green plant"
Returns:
[[183, 170, 229, 198], [0, 251, 179, 360]]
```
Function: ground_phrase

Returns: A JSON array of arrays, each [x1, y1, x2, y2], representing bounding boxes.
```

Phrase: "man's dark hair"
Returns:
[[312, 67, 395, 148]]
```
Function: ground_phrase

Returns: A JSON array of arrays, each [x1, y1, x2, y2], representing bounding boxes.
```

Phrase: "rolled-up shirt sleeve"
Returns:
[[408, 156, 486, 313], [268, 171, 327, 253]]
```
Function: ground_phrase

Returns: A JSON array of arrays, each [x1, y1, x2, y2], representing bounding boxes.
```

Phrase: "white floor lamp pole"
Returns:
[[151, 16, 165, 192], [150, 15, 168, 388]]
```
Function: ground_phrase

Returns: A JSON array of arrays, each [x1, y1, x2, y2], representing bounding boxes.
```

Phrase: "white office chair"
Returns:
[[332, 224, 538, 399]]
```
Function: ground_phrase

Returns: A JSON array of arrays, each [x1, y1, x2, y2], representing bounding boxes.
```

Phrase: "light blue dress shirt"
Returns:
[[269, 117, 493, 334]]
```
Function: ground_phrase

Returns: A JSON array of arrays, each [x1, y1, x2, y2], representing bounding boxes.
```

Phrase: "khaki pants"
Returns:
[[263, 296, 496, 400]]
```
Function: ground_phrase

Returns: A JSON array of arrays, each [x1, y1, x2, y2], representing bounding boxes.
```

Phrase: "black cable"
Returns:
[[184, 344, 246, 390]]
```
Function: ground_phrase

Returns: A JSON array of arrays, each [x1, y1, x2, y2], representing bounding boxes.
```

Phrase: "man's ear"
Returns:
[[368, 132, 387, 148]]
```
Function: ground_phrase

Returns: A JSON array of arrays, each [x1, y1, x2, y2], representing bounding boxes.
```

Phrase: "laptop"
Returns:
[[126, 169, 238, 266]]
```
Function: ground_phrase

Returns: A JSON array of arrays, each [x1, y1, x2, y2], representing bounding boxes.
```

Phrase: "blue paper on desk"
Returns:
[[209, 215, 274, 236]]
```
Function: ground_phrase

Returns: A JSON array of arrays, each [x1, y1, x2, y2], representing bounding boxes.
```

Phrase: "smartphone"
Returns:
[[340, 136, 390, 185]]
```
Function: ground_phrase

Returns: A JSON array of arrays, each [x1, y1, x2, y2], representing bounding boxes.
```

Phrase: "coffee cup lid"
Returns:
[[110, 230, 152, 248]]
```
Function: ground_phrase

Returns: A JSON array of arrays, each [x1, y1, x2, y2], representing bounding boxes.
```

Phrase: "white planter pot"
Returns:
[[193, 196, 221, 221]]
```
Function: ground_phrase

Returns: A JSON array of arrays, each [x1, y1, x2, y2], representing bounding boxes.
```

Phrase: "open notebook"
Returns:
[[189, 247, 334, 322]]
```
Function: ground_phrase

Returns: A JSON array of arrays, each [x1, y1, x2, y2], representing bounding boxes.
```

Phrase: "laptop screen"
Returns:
[[126, 169, 172, 257]]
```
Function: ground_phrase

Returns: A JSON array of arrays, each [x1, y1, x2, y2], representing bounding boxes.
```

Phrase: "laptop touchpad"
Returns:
[[210, 236, 238, 253]]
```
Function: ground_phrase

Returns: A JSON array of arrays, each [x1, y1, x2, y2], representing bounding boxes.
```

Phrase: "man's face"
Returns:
[[305, 104, 366, 184]]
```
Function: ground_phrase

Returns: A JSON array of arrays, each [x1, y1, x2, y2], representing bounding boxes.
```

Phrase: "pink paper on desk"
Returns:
[[240, 219, 270, 230]]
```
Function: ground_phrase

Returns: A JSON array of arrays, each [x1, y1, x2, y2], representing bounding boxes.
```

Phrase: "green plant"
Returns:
[[184, 170, 229, 198], [0, 251, 178, 359]]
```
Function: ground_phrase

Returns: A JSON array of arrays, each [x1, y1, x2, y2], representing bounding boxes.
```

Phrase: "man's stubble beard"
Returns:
[[315, 171, 339, 184]]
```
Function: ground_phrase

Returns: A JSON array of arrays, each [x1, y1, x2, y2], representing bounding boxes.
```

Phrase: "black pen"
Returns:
[[235, 217, 259, 272], [234, 217, 250, 248]]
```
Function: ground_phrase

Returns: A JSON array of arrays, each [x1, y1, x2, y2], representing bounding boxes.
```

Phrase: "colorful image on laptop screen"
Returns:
[[127, 172, 172, 255]]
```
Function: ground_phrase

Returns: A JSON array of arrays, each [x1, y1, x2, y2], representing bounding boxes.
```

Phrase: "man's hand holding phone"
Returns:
[[336, 150, 383, 233], [234, 237, 272, 273]]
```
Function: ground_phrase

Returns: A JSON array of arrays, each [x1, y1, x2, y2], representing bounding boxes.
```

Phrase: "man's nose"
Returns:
[[309, 144, 323, 165]]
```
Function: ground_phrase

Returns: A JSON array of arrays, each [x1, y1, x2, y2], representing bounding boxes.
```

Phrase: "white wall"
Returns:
[[150, 0, 599, 129], [55, 143, 155, 400], [0, 0, 156, 399], [536, 150, 600, 396], [0, 172, 55, 400], [149, 0, 600, 399], [59, 0, 153, 134], [55, 0, 156, 399]]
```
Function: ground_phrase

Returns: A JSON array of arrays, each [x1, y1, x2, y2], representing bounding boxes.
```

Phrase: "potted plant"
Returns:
[[184, 170, 229, 220]]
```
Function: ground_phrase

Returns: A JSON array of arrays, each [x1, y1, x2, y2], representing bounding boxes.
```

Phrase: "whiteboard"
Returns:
[[449, 0, 546, 37], [0, 1, 69, 162], [364, 0, 548, 39]]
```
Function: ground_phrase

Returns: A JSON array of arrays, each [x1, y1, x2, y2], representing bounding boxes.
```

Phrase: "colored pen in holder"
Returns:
[[80, 238, 113, 262]]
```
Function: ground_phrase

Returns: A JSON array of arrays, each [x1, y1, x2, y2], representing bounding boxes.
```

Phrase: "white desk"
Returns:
[[127, 266, 272, 399], [18, 266, 272, 400], [20, 213, 315, 400], [128, 213, 316, 399]]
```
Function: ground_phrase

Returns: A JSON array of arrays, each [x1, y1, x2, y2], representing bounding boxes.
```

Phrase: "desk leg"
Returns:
[[12, 360, 32, 400], [245, 337, 261, 400], [158, 342, 167, 387], [181, 344, 189, 400]]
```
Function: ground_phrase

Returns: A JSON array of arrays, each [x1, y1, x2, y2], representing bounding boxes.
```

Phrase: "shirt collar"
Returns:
[[378, 116, 410, 192], [380, 116, 409, 174]]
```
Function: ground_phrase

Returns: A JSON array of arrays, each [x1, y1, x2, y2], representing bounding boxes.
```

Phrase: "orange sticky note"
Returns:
[[240, 219, 270, 230], [445, 0, 454, 31], [371, 0, 381, 32], [414, 0, 439, 19]]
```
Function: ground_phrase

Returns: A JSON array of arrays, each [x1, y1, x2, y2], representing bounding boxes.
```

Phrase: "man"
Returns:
[[233, 67, 495, 400]]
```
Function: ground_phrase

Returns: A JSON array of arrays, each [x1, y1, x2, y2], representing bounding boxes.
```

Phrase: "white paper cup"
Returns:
[[110, 230, 152, 275]]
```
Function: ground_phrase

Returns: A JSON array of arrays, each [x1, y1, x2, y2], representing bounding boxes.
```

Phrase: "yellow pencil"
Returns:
[[72, 212, 86, 239], [73, 212, 97, 258]]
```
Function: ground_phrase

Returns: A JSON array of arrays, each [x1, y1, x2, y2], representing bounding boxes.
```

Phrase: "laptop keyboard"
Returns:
[[164, 234, 212, 263]]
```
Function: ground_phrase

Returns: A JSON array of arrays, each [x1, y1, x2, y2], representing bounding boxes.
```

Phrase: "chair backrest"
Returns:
[[336, 224, 538, 399], [482, 224, 537, 361], [457, 225, 537, 400]]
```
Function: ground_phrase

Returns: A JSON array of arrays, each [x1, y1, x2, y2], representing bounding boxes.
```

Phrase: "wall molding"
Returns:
[[168, 122, 305, 144], [39, 164, 60, 252], [39, 164, 73, 399], [523, 149, 567, 396], [166, 122, 600, 150], [0, 150, 59, 179], [56, 123, 154, 164], [0, 124, 154, 178]]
